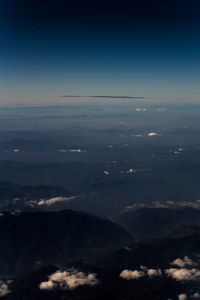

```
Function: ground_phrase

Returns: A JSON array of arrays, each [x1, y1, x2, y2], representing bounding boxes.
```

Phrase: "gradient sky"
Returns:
[[0, 0, 200, 105]]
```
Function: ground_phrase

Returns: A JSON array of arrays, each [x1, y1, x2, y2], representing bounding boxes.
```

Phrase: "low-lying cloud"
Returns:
[[59, 149, 85, 153], [120, 266, 162, 280], [148, 132, 161, 136], [171, 256, 197, 268], [165, 268, 200, 281], [147, 268, 162, 277], [177, 292, 200, 299], [39, 269, 98, 291], [120, 269, 145, 280], [38, 196, 76, 206], [136, 107, 147, 112], [178, 294, 188, 300], [0, 281, 11, 297], [192, 292, 200, 298], [124, 199, 200, 211]]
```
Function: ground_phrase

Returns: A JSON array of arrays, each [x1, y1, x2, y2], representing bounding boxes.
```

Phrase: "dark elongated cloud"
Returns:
[[61, 95, 147, 99]]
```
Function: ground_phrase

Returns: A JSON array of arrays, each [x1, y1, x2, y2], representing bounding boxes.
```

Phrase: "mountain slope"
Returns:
[[114, 207, 200, 242], [98, 234, 200, 269], [0, 210, 133, 276]]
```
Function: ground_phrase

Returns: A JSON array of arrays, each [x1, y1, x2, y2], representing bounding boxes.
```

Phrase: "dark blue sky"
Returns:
[[1, 0, 200, 105]]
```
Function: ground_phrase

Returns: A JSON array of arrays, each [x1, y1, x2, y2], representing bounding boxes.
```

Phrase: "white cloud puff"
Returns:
[[136, 108, 147, 112], [104, 171, 110, 175], [120, 267, 162, 280], [59, 149, 85, 153], [0, 281, 11, 297], [40, 280, 55, 290], [38, 196, 76, 206], [140, 266, 162, 277], [146, 268, 162, 277], [178, 294, 188, 300], [148, 132, 160, 136], [192, 292, 200, 298], [120, 269, 145, 280], [171, 257, 197, 268], [125, 168, 136, 174], [69, 149, 85, 153], [165, 268, 200, 281], [174, 151, 180, 155], [39, 269, 98, 291]]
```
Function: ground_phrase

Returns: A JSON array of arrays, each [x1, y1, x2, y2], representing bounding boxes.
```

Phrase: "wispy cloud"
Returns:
[[61, 95, 147, 99], [38, 196, 76, 206]]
